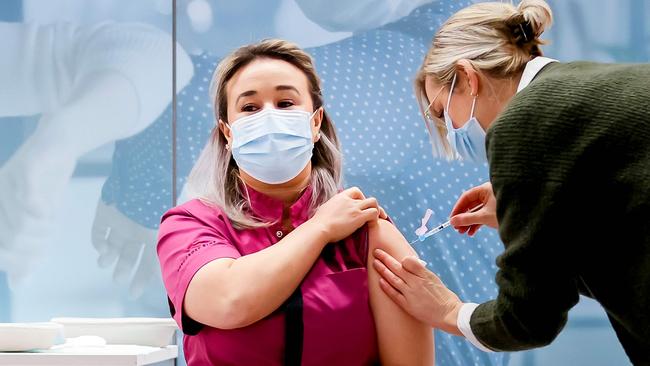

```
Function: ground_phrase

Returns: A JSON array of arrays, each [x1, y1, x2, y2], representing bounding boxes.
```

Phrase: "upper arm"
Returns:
[[185, 257, 241, 329], [367, 219, 434, 365], [157, 206, 241, 333]]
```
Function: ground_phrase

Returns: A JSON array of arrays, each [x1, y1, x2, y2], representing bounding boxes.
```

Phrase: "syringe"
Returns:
[[409, 204, 484, 245]]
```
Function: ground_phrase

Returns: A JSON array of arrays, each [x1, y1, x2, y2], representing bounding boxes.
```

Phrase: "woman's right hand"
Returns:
[[449, 181, 498, 236], [311, 187, 387, 243]]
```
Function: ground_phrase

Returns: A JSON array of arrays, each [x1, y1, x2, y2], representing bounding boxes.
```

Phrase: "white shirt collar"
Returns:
[[516, 56, 558, 93]]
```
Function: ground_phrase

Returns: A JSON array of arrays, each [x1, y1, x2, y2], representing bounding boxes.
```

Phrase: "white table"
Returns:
[[0, 345, 178, 366]]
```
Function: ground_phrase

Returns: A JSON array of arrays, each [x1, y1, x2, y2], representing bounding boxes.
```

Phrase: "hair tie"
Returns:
[[511, 20, 534, 45]]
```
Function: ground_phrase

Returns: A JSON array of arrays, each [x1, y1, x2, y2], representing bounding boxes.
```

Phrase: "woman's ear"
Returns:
[[456, 59, 480, 97], [311, 107, 324, 142], [218, 119, 233, 147]]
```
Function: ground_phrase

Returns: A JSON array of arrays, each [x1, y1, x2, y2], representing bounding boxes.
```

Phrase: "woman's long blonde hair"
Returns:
[[415, 0, 553, 159], [188, 39, 342, 229]]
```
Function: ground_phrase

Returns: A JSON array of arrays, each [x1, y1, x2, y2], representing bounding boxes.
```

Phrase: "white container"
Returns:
[[0, 322, 64, 351], [51, 318, 178, 348]]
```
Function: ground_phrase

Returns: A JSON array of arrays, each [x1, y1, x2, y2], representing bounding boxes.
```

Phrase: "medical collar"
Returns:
[[516, 56, 558, 93]]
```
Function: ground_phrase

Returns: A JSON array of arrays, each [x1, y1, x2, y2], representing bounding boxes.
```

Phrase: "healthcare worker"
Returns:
[[372, 0, 650, 364]]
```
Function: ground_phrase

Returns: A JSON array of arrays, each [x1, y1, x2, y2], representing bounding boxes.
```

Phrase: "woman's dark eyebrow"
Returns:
[[236, 90, 257, 104], [276, 85, 300, 94], [236, 85, 299, 104]]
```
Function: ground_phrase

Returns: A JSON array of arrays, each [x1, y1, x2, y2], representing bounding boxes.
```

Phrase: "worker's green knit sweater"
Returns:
[[474, 62, 650, 365]]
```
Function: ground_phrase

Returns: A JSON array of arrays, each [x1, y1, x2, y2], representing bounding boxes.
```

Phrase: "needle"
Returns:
[[409, 204, 484, 245]]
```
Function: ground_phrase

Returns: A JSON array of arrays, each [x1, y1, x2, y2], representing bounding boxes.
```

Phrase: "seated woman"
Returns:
[[157, 39, 433, 365]]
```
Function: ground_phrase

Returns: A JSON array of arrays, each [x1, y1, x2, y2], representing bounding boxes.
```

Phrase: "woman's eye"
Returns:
[[278, 100, 295, 108], [242, 104, 258, 112]]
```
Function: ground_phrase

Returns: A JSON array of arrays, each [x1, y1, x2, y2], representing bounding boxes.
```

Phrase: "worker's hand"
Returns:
[[91, 200, 159, 299], [372, 249, 463, 336], [449, 182, 498, 236], [311, 187, 387, 243]]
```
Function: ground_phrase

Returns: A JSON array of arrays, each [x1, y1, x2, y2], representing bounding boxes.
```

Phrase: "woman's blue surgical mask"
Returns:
[[444, 74, 487, 163], [229, 108, 317, 184]]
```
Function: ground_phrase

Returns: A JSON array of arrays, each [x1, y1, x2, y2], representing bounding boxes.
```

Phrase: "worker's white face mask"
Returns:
[[444, 74, 488, 163]]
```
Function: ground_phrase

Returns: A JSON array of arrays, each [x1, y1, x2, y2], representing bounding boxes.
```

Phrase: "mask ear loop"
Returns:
[[311, 107, 323, 141], [470, 92, 478, 119], [219, 120, 232, 150], [444, 73, 458, 131], [446, 73, 457, 112], [447, 73, 478, 126], [310, 107, 321, 120]]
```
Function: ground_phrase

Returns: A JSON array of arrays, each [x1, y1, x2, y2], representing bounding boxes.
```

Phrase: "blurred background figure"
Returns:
[[0, 3, 193, 287], [0, 0, 191, 328]]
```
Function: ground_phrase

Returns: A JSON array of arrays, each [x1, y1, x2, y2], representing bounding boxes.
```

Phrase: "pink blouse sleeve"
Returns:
[[157, 202, 241, 334]]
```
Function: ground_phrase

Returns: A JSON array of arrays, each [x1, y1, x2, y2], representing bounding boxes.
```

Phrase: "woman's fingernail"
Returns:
[[419, 259, 427, 266]]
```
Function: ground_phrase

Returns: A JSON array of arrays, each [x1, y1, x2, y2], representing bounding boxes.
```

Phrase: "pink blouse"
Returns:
[[157, 185, 379, 365]]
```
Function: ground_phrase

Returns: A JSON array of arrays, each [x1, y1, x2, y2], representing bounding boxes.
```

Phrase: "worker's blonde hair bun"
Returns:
[[518, 0, 553, 39], [503, 0, 553, 55]]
